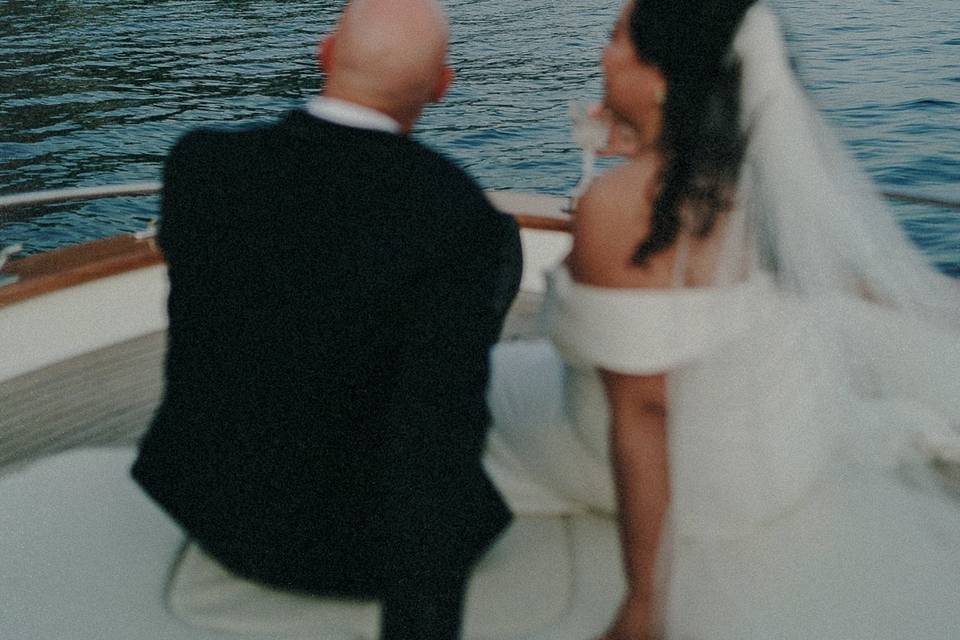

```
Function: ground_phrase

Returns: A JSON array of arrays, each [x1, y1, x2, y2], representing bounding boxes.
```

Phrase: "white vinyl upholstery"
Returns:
[[0, 447, 624, 640]]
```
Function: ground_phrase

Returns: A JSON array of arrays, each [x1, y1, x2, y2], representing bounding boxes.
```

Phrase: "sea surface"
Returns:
[[1, 0, 958, 272]]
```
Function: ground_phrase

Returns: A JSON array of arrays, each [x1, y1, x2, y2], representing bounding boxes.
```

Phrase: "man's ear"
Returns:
[[318, 36, 336, 73], [431, 65, 454, 102]]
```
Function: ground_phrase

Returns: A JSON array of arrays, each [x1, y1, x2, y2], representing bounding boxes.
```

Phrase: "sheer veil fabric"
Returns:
[[663, 4, 960, 637], [723, 2, 960, 444], [732, 4, 960, 320]]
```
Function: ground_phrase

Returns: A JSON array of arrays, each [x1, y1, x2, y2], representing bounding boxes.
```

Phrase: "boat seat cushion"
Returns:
[[0, 447, 625, 640], [0, 447, 232, 640], [171, 514, 583, 639]]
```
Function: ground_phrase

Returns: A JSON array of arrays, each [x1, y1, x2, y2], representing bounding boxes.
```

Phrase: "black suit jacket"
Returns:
[[132, 109, 519, 590]]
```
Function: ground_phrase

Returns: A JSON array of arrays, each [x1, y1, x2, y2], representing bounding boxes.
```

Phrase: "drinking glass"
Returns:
[[569, 100, 610, 210]]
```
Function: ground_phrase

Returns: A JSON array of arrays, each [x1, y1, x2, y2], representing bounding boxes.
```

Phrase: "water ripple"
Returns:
[[0, 0, 957, 270]]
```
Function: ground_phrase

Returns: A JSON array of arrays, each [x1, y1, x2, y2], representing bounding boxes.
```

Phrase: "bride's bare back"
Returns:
[[569, 155, 673, 289], [570, 153, 732, 292]]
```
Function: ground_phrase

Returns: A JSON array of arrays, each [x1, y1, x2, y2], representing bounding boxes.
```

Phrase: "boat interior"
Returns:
[[0, 187, 631, 639]]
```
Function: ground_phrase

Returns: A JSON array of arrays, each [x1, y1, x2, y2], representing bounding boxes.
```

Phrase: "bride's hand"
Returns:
[[596, 597, 660, 640], [588, 104, 642, 158]]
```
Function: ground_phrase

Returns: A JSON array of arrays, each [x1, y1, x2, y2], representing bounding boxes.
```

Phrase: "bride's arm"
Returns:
[[602, 372, 670, 640], [569, 159, 675, 639]]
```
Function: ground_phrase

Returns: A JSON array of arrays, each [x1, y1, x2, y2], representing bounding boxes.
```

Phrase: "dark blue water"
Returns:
[[1, 0, 958, 272]]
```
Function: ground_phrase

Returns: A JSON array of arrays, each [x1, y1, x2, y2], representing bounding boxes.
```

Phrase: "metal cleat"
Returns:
[[0, 243, 23, 287], [133, 218, 158, 241]]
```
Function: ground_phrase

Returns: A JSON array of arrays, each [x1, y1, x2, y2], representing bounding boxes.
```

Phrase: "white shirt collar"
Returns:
[[305, 96, 401, 134]]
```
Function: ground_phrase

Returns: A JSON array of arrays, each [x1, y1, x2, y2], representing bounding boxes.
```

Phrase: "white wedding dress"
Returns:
[[485, 5, 960, 635], [486, 259, 960, 639]]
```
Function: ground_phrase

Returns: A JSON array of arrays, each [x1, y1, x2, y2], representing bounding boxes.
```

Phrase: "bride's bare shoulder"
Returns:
[[570, 154, 676, 288]]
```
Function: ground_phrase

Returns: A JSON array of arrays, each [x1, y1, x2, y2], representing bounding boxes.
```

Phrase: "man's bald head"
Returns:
[[320, 0, 453, 132]]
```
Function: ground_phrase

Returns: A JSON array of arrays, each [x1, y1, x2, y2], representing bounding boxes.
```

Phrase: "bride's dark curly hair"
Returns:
[[628, 0, 757, 264]]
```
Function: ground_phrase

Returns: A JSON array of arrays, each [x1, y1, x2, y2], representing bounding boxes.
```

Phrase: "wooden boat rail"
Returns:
[[0, 184, 573, 308], [2, 182, 958, 308]]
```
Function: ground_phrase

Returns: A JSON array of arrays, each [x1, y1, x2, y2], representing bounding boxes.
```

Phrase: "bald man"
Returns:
[[132, 1, 520, 638]]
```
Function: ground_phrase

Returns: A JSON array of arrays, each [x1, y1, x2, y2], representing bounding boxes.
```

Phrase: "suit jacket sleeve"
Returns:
[[158, 132, 215, 405], [157, 131, 245, 411], [373, 185, 520, 563]]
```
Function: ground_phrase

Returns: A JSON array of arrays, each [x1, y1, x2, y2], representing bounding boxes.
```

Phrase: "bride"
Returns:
[[484, 0, 960, 638]]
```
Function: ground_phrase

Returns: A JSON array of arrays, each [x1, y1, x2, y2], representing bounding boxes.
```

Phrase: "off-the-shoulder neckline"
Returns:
[[547, 263, 771, 297]]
